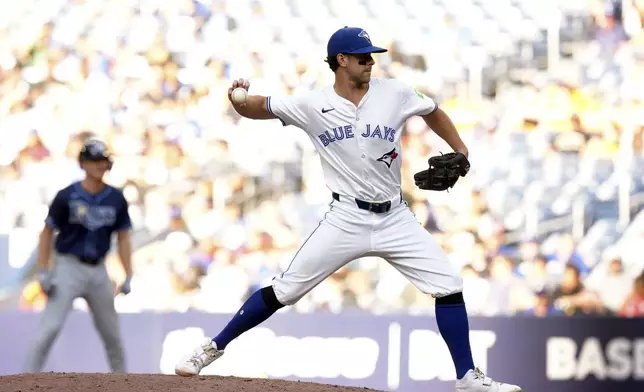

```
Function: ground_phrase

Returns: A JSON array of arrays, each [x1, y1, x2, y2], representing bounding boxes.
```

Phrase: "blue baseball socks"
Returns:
[[435, 292, 475, 379], [212, 286, 284, 350], [212, 286, 475, 380]]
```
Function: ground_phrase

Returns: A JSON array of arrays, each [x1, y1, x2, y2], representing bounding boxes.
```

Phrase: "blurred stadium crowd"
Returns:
[[2, 0, 644, 317]]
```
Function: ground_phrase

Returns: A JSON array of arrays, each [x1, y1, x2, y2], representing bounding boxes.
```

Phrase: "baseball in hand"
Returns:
[[231, 87, 248, 104]]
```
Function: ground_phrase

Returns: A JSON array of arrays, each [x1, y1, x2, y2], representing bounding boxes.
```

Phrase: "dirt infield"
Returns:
[[0, 373, 383, 392]]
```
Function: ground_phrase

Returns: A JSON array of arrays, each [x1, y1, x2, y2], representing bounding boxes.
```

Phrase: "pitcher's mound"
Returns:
[[1, 372, 383, 392]]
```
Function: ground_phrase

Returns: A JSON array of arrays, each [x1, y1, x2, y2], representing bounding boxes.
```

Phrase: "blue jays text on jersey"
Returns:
[[317, 124, 396, 147], [45, 182, 132, 263], [267, 78, 437, 202]]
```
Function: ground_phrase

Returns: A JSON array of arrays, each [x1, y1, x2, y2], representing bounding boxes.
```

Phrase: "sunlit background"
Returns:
[[1, 0, 643, 390]]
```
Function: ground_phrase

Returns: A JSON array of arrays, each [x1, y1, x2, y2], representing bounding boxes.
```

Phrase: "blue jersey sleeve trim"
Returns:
[[44, 216, 58, 229], [266, 96, 287, 126]]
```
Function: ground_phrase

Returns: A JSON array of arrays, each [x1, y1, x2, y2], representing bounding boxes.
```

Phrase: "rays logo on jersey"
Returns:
[[377, 148, 398, 168], [69, 200, 117, 231]]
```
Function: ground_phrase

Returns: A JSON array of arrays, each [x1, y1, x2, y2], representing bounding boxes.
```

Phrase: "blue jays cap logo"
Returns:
[[327, 27, 387, 56], [358, 30, 371, 44]]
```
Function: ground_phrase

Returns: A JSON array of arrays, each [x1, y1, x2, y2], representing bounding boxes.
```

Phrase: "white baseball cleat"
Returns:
[[455, 368, 523, 391], [174, 338, 224, 376]]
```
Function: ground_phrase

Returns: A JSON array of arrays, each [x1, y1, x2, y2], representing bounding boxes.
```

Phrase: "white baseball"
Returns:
[[231, 87, 248, 104]]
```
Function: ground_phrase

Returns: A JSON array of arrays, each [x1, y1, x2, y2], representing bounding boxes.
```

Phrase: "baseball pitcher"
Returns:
[[175, 27, 522, 391]]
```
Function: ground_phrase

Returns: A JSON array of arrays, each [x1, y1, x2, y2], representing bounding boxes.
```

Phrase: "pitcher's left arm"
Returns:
[[421, 108, 469, 158]]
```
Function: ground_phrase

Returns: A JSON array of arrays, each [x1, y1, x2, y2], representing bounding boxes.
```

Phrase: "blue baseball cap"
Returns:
[[327, 27, 388, 57]]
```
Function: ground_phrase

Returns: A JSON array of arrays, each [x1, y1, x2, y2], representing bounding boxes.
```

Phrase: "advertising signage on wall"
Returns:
[[0, 311, 641, 392]]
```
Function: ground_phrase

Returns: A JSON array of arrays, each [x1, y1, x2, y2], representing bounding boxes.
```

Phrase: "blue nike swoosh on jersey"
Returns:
[[321, 108, 335, 113]]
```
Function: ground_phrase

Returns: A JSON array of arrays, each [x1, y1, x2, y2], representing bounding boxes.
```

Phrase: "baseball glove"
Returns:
[[413, 152, 470, 191]]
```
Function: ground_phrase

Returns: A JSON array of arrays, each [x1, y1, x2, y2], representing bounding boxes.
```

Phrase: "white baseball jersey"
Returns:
[[264, 78, 462, 306], [267, 78, 438, 202]]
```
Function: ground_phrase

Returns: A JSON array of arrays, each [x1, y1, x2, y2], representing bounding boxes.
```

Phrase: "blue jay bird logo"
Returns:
[[377, 148, 398, 168], [358, 30, 371, 43]]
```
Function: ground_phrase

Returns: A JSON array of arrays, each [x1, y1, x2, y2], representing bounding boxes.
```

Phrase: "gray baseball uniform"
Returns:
[[24, 181, 131, 373]]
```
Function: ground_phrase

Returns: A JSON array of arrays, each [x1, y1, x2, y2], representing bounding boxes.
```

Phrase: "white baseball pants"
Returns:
[[272, 192, 463, 305]]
